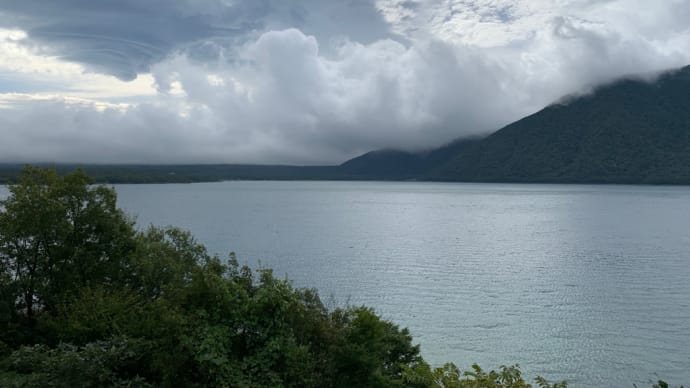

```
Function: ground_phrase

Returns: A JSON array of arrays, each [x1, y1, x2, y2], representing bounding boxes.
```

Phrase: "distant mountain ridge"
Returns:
[[2, 65, 689, 185], [341, 65, 690, 184]]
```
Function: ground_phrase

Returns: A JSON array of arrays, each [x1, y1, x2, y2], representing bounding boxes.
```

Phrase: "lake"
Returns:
[[3, 181, 690, 386]]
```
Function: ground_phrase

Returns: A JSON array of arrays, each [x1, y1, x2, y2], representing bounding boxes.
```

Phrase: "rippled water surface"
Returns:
[[5, 181, 690, 386]]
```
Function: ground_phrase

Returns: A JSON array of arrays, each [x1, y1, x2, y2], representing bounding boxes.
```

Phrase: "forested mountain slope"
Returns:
[[344, 65, 690, 184]]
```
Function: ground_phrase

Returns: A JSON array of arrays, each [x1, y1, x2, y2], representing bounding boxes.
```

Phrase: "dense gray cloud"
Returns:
[[0, 0, 395, 80], [1, 0, 230, 80], [0, 0, 689, 164], [0, 30, 514, 164]]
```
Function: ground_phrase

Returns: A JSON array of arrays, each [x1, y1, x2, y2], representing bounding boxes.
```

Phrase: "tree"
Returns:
[[0, 166, 135, 326]]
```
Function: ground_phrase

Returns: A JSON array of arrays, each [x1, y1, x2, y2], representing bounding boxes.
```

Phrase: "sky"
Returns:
[[0, 0, 689, 165]]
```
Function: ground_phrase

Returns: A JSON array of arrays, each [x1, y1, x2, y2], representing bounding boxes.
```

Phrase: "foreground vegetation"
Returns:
[[0, 167, 681, 387]]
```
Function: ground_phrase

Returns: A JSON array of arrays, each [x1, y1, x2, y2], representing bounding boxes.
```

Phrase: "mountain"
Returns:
[[2, 66, 689, 185], [343, 65, 690, 184]]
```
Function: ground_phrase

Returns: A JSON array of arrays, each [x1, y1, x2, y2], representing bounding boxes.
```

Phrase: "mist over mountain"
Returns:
[[2, 65, 689, 185], [2, 1, 690, 165], [341, 65, 690, 184]]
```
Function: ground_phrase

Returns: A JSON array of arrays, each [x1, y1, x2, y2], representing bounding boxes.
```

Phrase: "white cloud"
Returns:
[[0, 1, 689, 164], [0, 28, 518, 164], [146, 28, 529, 163]]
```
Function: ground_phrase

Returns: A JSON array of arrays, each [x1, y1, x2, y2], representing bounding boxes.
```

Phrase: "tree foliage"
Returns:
[[0, 167, 135, 344], [338, 65, 690, 184]]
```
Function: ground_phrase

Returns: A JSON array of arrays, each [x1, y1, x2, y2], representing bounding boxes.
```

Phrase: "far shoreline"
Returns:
[[3, 164, 690, 187]]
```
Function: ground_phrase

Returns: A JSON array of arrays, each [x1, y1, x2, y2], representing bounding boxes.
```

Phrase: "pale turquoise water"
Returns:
[[3, 181, 690, 386]]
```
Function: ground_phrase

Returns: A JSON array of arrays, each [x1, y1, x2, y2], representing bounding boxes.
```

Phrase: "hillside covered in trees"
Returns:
[[341, 65, 690, 184]]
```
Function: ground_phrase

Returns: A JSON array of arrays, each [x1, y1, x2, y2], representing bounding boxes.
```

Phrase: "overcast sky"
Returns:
[[0, 0, 689, 164]]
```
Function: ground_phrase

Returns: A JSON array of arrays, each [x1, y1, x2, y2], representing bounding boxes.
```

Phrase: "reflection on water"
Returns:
[[4, 181, 690, 386]]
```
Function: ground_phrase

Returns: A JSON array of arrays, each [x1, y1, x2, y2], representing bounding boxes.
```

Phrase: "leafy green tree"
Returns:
[[0, 337, 152, 388], [402, 363, 568, 388], [0, 167, 136, 350], [329, 306, 424, 387], [0, 167, 135, 320]]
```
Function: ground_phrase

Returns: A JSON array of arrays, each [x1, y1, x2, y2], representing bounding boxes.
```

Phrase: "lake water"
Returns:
[[3, 181, 690, 386]]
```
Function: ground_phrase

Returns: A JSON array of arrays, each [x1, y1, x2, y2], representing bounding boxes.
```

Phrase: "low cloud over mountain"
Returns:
[[1, 0, 689, 164]]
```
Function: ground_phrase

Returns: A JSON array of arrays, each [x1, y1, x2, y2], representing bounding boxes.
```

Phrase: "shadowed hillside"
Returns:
[[344, 65, 690, 184]]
